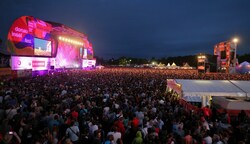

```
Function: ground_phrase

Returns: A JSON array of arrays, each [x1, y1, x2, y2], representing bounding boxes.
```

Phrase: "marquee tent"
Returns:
[[167, 79, 249, 107], [182, 95, 202, 102], [167, 79, 247, 97], [230, 80, 250, 97], [171, 62, 177, 67]]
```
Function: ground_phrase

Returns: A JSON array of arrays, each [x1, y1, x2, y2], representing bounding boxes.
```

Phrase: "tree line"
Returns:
[[95, 54, 250, 67]]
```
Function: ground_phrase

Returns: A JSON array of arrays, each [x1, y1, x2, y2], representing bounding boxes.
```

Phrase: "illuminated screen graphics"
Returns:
[[7, 16, 52, 56], [55, 42, 80, 68], [34, 38, 52, 56]]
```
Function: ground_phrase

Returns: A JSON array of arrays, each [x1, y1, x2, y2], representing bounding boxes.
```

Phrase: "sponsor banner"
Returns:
[[82, 59, 96, 68], [32, 60, 45, 67], [11, 56, 50, 71]]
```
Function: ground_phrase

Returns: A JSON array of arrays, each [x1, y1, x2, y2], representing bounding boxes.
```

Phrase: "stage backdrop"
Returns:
[[7, 16, 52, 56]]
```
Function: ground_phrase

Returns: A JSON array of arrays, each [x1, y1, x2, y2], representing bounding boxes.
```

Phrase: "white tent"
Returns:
[[183, 95, 202, 102], [167, 79, 246, 97], [230, 80, 250, 97], [167, 79, 249, 107], [183, 63, 190, 67], [181, 63, 193, 69], [171, 62, 177, 67]]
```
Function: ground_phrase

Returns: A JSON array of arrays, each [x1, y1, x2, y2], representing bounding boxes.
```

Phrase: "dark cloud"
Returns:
[[1, 0, 250, 58]]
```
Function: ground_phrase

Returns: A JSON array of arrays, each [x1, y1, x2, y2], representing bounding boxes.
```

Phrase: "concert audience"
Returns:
[[0, 68, 249, 144]]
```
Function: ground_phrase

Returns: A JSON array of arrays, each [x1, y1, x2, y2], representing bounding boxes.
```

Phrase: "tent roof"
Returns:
[[171, 62, 176, 66], [183, 63, 190, 67], [230, 80, 250, 97], [183, 95, 202, 102], [167, 79, 247, 97], [239, 61, 250, 66]]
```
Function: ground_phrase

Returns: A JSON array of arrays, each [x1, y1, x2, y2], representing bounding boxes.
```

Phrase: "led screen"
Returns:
[[55, 42, 80, 68], [7, 16, 52, 56], [83, 48, 87, 58], [34, 38, 51, 56], [87, 49, 93, 59]]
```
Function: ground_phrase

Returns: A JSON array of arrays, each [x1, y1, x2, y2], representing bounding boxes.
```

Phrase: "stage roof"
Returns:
[[167, 79, 248, 97]]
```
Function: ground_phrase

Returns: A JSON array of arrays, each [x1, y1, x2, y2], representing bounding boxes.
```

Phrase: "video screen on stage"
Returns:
[[34, 38, 52, 56]]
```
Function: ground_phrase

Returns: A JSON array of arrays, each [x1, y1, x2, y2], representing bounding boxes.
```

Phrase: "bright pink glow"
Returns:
[[11, 56, 51, 71], [55, 42, 81, 68]]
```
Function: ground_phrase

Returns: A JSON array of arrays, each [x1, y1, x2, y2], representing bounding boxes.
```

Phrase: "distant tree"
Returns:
[[119, 57, 127, 65], [162, 55, 197, 67], [100, 53, 250, 67], [107, 58, 118, 65], [132, 58, 148, 65]]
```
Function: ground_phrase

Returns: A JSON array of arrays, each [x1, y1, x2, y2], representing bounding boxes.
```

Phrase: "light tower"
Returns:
[[232, 38, 238, 67], [214, 37, 239, 73], [197, 53, 207, 73]]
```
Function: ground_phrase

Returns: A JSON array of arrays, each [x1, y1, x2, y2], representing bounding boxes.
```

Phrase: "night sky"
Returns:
[[0, 0, 250, 59]]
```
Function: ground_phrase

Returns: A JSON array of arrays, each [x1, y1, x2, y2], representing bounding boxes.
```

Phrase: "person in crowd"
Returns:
[[65, 120, 80, 144], [0, 131, 21, 144], [132, 130, 143, 144], [91, 129, 102, 144]]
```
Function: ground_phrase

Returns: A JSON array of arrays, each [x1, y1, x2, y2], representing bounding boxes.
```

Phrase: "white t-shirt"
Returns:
[[203, 136, 212, 144], [5, 108, 17, 119], [89, 124, 98, 135], [107, 131, 121, 144], [66, 125, 80, 142], [202, 121, 210, 131]]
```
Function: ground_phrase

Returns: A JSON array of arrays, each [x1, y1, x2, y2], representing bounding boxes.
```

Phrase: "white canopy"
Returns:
[[167, 79, 247, 97], [183, 63, 190, 67], [183, 95, 202, 102], [171, 62, 176, 66], [230, 80, 250, 97]]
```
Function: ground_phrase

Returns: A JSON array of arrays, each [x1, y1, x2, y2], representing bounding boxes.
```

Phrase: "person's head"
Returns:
[[107, 134, 114, 141], [54, 114, 59, 120], [201, 117, 205, 122], [94, 129, 101, 139]]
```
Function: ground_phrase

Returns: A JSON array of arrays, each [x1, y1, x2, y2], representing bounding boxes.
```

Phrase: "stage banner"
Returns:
[[7, 16, 52, 56]]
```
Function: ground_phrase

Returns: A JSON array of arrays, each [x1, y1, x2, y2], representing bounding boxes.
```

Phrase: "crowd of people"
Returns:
[[0, 68, 249, 144]]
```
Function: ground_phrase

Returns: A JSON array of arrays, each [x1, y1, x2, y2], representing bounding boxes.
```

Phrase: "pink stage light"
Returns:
[[55, 42, 81, 68], [11, 56, 51, 71]]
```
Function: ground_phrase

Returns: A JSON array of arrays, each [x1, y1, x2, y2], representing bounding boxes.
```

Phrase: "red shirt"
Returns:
[[71, 111, 79, 119]]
